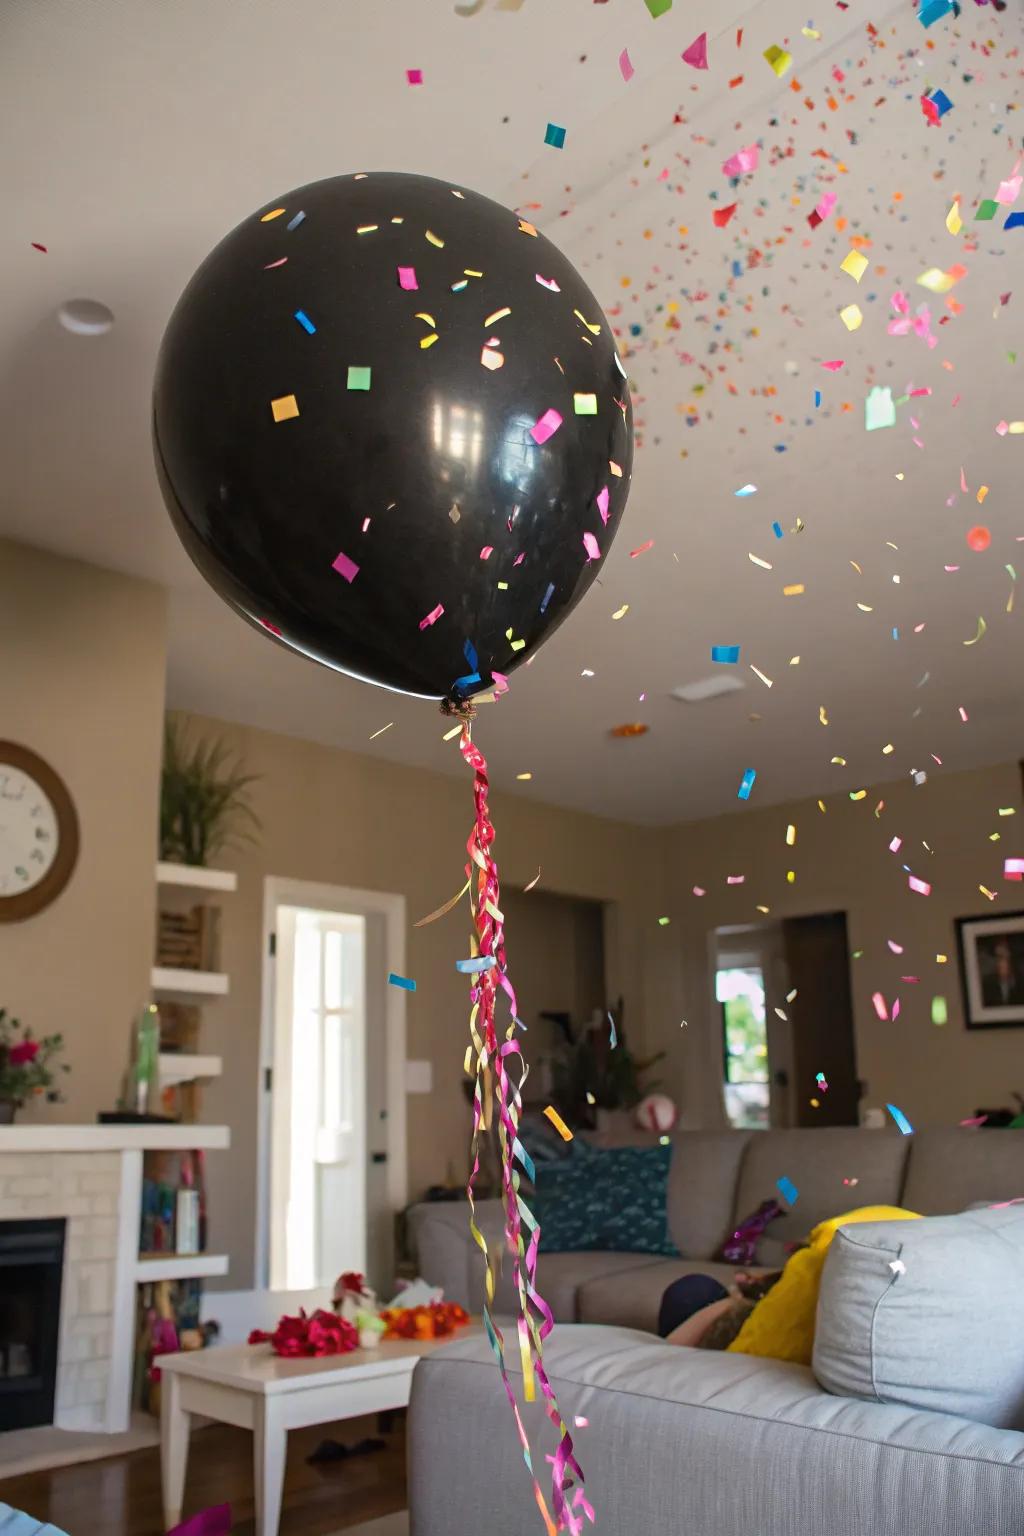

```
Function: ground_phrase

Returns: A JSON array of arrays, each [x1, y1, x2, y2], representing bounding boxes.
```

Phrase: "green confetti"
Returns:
[[976, 199, 998, 221], [931, 996, 948, 1026], [865, 386, 896, 432], [657, 915, 671, 926], [573, 392, 598, 415], [644, 0, 672, 14], [347, 365, 372, 391]]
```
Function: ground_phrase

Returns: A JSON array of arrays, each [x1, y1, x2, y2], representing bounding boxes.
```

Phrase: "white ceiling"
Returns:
[[2, 0, 1021, 825]]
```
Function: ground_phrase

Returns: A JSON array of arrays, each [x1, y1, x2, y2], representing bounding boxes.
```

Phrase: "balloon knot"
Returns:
[[440, 696, 477, 721]]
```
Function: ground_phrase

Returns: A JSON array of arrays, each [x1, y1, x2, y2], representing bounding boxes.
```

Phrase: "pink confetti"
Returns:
[[889, 835, 902, 853], [892, 998, 902, 1021], [815, 191, 837, 222], [887, 940, 904, 954], [31, 242, 48, 253], [630, 539, 655, 557], [693, 885, 706, 896], [406, 68, 423, 85], [530, 408, 563, 445], [331, 550, 360, 583], [419, 603, 444, 630], [596, 486, 610, 524], [259, 618, 282, 637], [397, 266, 419, 290], [480, 545, 494, 559], [726, 874, 745, 885], [958, 706, 968, 723], [871, 992, 889, 1021], [722, 144, 759, 178], [821, 359, 845, 371], [264, 257, 288, 269], [908, 875, 931, 896], [582, 531, 601, 562], [1004, 858, 1024, 880], [997, 175, 1022, 205], [960, 1115, 989, 1127], [536, 274, 561, 292], [682, 32, 708, 69], [619, 48, 635, 82]]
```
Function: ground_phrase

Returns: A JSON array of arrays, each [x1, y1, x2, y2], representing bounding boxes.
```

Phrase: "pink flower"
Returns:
[[9, 1040, 39, 1066]]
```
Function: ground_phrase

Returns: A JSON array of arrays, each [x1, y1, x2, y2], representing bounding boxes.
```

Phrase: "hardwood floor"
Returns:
[[0, 1414, 407, 1535]]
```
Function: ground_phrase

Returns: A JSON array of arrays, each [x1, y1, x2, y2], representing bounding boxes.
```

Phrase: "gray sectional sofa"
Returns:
[[407, 1127, 1024, 1534]]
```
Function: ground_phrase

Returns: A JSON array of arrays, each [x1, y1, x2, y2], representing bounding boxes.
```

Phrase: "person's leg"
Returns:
[[656, 1274, 730, 1338]]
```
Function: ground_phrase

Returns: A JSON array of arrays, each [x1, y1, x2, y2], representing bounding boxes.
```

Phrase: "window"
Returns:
[[717, 966, 770, 1130]]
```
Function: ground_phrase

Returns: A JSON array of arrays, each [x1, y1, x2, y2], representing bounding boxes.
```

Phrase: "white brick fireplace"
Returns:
[[0, 1125, 228, 1435]]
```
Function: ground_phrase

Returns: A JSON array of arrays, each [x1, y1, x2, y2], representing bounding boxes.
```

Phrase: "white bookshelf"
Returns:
[[158, 1052, 223, 1088], [156, 861, 238, 893], [151, 966, 229, 1001]]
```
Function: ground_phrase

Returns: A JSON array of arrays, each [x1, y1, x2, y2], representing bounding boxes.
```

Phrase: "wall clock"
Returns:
[[0, 742, 79, 922]]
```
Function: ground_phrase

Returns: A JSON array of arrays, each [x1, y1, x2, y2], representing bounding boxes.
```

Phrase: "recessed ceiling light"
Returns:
[[671, 675, 746, 704], [58, 298, 114, 336]]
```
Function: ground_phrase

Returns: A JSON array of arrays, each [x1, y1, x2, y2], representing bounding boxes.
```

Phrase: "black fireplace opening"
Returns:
[[0, 1217, 66, 1432]]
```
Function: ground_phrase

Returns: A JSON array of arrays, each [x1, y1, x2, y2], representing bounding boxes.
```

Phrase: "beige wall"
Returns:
[[0, 540, 167, 1124], [185, 714, 670, 1289], [655, 760, 1024, 1134]]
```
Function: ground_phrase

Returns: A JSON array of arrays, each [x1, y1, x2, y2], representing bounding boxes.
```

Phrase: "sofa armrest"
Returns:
[[406, 1198, 509, 1311]]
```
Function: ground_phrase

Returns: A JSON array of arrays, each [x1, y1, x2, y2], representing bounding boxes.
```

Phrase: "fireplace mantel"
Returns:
[[0, 1124, 229, 1154]]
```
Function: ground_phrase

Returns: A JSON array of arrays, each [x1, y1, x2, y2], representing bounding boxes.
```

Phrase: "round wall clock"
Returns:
[[0, 742, 79, 922]]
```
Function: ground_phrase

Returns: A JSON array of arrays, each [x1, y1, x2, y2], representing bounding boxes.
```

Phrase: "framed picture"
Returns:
[[956, 912, 1024, 1029]]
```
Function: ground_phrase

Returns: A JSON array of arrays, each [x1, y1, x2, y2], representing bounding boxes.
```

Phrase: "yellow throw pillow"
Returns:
[[727, 1205, 921, 1365]]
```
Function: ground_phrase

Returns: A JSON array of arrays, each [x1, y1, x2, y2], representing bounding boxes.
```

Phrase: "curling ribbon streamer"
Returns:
[[459, 724, 589, 1535]]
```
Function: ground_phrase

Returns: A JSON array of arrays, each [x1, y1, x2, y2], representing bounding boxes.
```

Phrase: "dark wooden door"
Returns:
[[781, 911, 860, 1127]]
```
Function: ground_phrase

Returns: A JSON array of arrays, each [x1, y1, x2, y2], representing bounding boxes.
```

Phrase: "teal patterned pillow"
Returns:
[[533, 1143, 678, 1255]]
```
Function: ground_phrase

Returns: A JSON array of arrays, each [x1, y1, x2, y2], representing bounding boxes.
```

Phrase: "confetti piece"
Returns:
[[516, 772, 533, 781], [921, 88, 953, 123], [583, 531, 601, 561], [524, 868, 542, 892], [518, 219, 538, 237], [722, 145, 760, 178], [918, 0, 953, 24], [286, 211, 306, 232], [1005, 858, 1024, 879], [841, 249, 869, 283], [457, 955, 497, 974], [356, 224, 379, 236], [821, 359, 845, 372], [531, 408, 563, 445], [840, 305, 863, 332], [260, 208, 286, 222], [776, 1176, 799, 1205], [871, 992, 889, 1021], [771, 522, 783, 539], [917, 267, 956, 295], [866, 386, 896, 432], [574, 392, 598, 415], [294, 309, 316, 335], [1006, 213, 1024, 233], [734, 483, 757, 497], [388, 972, 417, 991], [347, 365, 372, 391], [481, 346, 504, 370], [737, 769, 757, 801], [713, 204, 738, 229], [967, 525, 991, 552], [712, 645, 740, 664], [543, 1105, 574, 1141], [536, 274, 560, 292], [681, 33, 708, 69], [946, 200, 962, 236], [644, 0, 671, 14], [397, 266, 418, 290], [908, 875, 931, 896], [619, 48, 634, 82], [964, 616, 987, 646], [30, 241, 48, 253], [573, 308, 602, 336], [887, 1103, 914, 1136], [763, 44, 792, 77], [658, 914, 672, 924], [976, 200, 998, 223], [424, 229, 445, 248], [889, 1259, 907, 1278], [748, 552, 773, 570], [331, 550, 360, 583], [264, 257, 288, 269], [270, 394, 299, 423], [596, 486, 610, 524], [783, 584, 805, 598], [419, 603, 444, 630], [484, 306, 511, 326], [406, 68, 423, 85], [750, 664, 773, 688], [612, 604, 629, 621], [608, 1011, 618, 1048], [544, 123, 567, 150], [630, 539, 654, 558]]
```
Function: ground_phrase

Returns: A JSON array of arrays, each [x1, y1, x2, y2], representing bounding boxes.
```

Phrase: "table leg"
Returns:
[[160, 1372, 191, 1530], [253, 1397, 287, 1536]]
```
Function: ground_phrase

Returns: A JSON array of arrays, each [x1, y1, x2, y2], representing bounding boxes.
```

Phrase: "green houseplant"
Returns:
[[547, 1000, 665, 1128], [0, 1009, 69, 1122], [160, 715, 261, 867]]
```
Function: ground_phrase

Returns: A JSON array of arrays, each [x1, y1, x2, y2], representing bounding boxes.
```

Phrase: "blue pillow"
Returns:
[[531, 1142, 678, 1255]]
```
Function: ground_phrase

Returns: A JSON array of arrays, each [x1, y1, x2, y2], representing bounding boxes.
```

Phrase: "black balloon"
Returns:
[[154, 172, 633, 703]]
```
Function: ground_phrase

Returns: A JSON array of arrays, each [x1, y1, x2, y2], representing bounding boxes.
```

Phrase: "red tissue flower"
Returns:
[[8, 1039, 39, 1066], [249, 1308, 358, 1358]]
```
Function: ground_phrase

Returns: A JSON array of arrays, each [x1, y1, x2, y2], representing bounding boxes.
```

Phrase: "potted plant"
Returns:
[[160, 715, 261, 867], [0, 1009, 70, 1123], [546, 999, 665, 1129]]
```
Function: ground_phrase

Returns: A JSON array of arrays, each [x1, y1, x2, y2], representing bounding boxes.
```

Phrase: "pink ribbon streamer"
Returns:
[[459, 726, 588, 1534]]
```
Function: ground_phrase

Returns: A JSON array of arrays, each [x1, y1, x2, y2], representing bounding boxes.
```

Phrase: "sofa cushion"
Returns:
[[666, 1130, 751, 1258], [577, 1258, 742, 1331], [900, 1128, 1024, 1214], [525, 1250, 668, 1323], [533, 1143, 678, 1255], [410, 1326, 1024, 1536], [813, 1204, 1024, 1430], [731, 1128, 911, 1265]]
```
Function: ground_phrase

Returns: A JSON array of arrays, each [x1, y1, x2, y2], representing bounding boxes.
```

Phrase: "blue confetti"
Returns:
[[456, 956, 497, 974], [892, 627, 899, 641], [917, 0, 954, 27], [886, 1103, 914, 1136], [544, 122, 567, 149], [1006, 211, 1024, 231], [608, 1011, 618, 1049], [737, 768, 757, 801], [294, 309, 316, 334], [814, 390, 822, 408], [388, 972, 416, 991], [771, 521, 784, 539], [286, 210, 306, 231], [734, 484, 757, 497], [464, 638, 479, 670], [731, 259, 743, 278], [776, 1176, 799, 1205], [452, 671, 481, 691], [711, 644, 741, 664], [540, 581, 555, 613], [926, 88, 953, 119]]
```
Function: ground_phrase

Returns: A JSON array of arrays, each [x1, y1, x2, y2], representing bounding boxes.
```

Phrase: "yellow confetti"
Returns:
[[882, 743, 894, 754], [946, 199, 962, 235], [917, 267, 955, 294], [850, 789, 867, 801], [977, 486, 989, 504], [609, 460, 623, 477], [484, 307, 511, 326], [819, 706, 829, 726], [524, 867, 542, 892], [850, 560, 863, 574], [573, 308, 602, 336], [425, 229, 445, 247], [786, 824, 796, 846], [612, 604, 629, 620], [270, 393, 299, 423], [801, 24, 821, 37], [518, 219, 538, 237], [999, 807, 1016, 816], [420, 333, 439, 349], [856, 602, 874, 612], [750, 664, 773, 688], [979, 885, 997, 901], [414, 877, 471, 927], [369, 722, 393, 740], [543, 1105, 574, 1142], [963, 616, 987, 646], [442, 723, 462, 741], [831, 755, 847, 765], [789, 656, 801, 666], [840, 304, 863, 331], [415, 312, 436, 326], [786, 870, 796, 884], [749, 552, 773, 570], [840, 249, 869, 283], [260, 207, 286, 222], [783, 583, 805, 596], [516, 772, 533, 781], [763, 44, 792, 76], [356, 224, 379, 235], [817, 799, 827, 813]]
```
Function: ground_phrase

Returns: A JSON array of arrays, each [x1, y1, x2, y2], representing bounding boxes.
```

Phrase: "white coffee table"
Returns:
[[156, 1330, 475, 1536]]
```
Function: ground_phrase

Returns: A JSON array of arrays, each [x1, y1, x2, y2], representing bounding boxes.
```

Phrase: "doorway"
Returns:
[[715, 912, 860, 1130], [257, 879, 407, 1297]]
